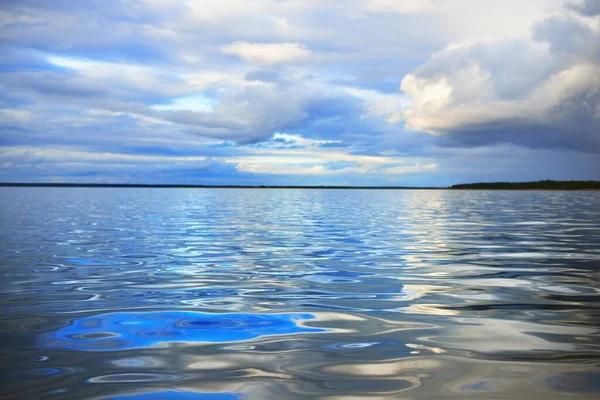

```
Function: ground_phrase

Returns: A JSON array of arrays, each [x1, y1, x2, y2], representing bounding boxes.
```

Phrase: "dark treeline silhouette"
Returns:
[[451, 180, 600, 190]]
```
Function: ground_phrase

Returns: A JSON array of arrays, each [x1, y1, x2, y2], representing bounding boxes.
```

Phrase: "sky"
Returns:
[[1, 0, 599, 186]]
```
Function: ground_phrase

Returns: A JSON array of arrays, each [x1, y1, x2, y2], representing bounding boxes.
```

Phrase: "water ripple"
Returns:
[[1, 188, 599, 399], [39, 311, 327, 351]]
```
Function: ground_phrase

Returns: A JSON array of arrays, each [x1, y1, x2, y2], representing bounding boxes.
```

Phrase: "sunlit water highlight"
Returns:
[[0, 188, 599, 399]]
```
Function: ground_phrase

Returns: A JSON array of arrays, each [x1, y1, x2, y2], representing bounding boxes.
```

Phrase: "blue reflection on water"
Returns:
[[40, 311, 325, 351], [64, 257, 125, 266], [108, 390, 240, 399], [25, 367, 62, 377], [545, 372, 600, 392]]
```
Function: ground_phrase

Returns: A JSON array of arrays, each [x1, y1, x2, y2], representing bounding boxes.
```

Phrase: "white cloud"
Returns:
[[364, 0, 565, 43], [270, 133, 342, 147], [86, 109, 171, 126], [0, 109, 34, 123], [232, 159, 437, 176], [364, 0, 437, 14], [221, 42, 311, 65], [385, 163, 437, 174], [227, 135, 438, 176], [399, 6, 600, 150], [402, 62, 600, 133], [152, 95, 215, 112], [2, 0, 598, 184], [342, 87, 407, 123], [45, 56, 191, 97], [0, 146, 208, 164], [400, 66, 548, 132]]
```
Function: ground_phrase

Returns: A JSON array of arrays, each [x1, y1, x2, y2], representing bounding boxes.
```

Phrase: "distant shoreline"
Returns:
[[1, 180, 599, 190], [449, 180, 600, 190], [0, 183, 438, 189]]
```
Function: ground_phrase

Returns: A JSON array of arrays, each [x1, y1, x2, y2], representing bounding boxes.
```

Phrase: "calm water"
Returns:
[[1, 188, 599, 399]]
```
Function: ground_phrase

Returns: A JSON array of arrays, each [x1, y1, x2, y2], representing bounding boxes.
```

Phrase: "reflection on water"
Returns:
[[40, 312, 326, 351], [110, 391, 240, 400], [0, 188, 599, 399]]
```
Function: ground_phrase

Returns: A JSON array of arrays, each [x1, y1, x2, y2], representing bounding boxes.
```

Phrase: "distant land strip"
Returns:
[[450, 180, 600, 190], [1, 180, 599, 190]]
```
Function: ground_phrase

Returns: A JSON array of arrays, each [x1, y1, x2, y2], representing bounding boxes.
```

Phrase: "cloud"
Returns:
[[221, 42, 311, 65], [265, 133, 343, 148], [232, 158, 437, 176], [0, 145, 248, 184], [0, 109, 33, 124], [400, 7, 600, 151], [0, 146, 208, 165], [152, 96, 215, 112], [364, 0, 437, 14], [385, 163, 437, 174], [245, 70, 281, 83], [158, 81, 368, 143], [2, 56, 366, 145], [225, 134, 439, 177], [1, 0, 598, 184], [567, 0, 600, 16]]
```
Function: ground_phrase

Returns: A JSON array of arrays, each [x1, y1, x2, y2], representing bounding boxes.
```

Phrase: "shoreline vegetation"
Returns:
[[1, 180, 599, 190], [449, 180, 600, 190]]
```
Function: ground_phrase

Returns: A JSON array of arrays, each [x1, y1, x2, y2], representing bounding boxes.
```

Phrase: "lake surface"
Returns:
[[1, 188, 599, 399]]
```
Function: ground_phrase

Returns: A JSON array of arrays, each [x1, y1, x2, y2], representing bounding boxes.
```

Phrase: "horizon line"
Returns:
[[0, 182, 442, 189], [1, 180, 600, 190]]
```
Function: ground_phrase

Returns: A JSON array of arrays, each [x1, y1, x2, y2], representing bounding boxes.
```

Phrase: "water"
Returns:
[[1, 188, 599, 399]]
